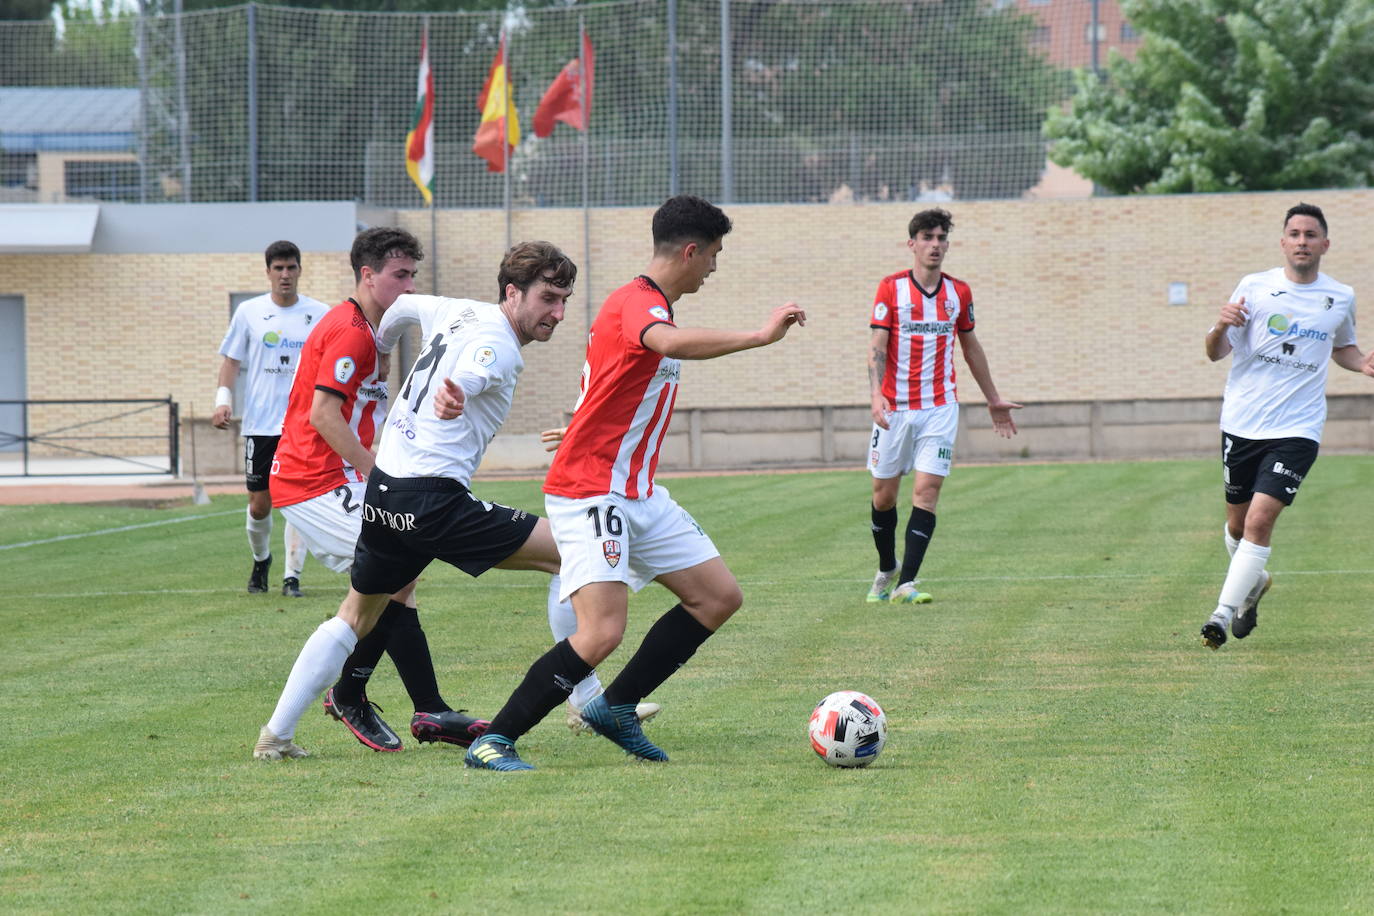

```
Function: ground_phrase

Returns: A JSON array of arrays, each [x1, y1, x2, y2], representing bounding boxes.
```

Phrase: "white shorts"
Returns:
[[868, 403, 959, 479], [545, 484, 720, 603], [278, 481, 366, 573]]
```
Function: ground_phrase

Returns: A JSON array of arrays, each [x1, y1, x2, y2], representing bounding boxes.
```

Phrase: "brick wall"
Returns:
[[5, 189, 1372, 456]]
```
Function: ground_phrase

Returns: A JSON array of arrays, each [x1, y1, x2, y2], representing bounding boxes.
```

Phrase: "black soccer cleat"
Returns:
[[411, 710, 490, 748], [247, 555, 272, 594], [281, 576, 303, 598], [323, 687, 402, 752], [1233, 571, 1271, 640], [1201, 619, 1227, 651]]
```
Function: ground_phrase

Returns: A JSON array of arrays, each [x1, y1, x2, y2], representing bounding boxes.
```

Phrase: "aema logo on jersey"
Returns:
[[474, 346, 496, 367], [873, 303, 889, 322], [334, 357, 356, 384], [262, 331, 305, 349], [1266, 314, 1328, 341], [649, 306, 671, 322]]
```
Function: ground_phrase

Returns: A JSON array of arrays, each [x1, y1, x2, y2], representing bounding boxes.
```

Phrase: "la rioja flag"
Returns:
[[405, 26, 435, 203]]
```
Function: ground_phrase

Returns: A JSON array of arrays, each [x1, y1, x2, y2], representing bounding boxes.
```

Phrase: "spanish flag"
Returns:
[[405, 26, 435, 203], [472, 35, 520, 173]]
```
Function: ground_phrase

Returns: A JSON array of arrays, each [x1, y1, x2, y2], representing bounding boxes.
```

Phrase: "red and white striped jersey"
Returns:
[[870, 270, 975, 411], [270, 300, 388, 508], [544, 276, 680, 500]]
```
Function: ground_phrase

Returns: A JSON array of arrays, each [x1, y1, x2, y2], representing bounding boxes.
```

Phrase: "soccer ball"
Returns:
[[808, 690, 887, 767]]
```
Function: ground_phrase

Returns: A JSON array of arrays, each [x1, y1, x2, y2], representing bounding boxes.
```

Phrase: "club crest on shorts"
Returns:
[[602, 539, 622, 568]]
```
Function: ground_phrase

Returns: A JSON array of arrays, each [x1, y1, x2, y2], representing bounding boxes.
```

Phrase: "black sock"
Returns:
[[333, 604, 395, 706], [898, 507, 937, 584], [871, 504, 898, 571], [605, 604, 712, 707], [382, 602, 450, 714], [486, 639, 593, 742]]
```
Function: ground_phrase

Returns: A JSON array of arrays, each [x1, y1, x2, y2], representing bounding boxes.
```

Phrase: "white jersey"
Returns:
[[1220, 267, 1357, 443], [218, 293, 329, 436], [374, 295, 523, 485]]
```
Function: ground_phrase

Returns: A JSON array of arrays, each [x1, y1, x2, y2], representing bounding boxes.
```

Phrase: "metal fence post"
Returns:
[[719, 0, 733, 203], [247, 3, 258, 202]]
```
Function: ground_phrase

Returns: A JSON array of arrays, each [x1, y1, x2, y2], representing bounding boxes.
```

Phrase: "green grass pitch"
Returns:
[[3, 458, 1373, 913]]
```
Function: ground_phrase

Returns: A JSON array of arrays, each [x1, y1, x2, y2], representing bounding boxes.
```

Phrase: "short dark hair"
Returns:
[[264, 240, 300, 267], [908, 208, 953, 238], [497, 241, 577, 302], [652, 194, 732, 250], [350, 227, 424, 282], [1284, 202, 1327, 235]]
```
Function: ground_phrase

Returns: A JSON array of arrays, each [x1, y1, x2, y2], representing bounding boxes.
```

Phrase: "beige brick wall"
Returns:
[[5, 189, 1372, 449]]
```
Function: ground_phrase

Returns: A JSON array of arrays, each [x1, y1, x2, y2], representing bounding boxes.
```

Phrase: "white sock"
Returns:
[[1217, 540, 1271, 618], [246, 507, 272, 562], [284, 521, 306, 580], [1223, 525, 1240, 558], [265, 617, 357, 740], [548, 574, 603, 708], [548, 575, 576, 640]]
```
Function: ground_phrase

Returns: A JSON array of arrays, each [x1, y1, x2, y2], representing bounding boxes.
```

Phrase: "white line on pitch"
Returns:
[[0, 510, 241, 551]]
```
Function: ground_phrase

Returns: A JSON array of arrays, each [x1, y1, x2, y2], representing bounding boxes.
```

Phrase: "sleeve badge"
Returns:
[[334, 357, 356, 384]]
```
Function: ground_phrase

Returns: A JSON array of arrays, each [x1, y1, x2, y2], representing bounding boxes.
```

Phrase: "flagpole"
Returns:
[[579, 18, 592, 333], [425, 17, 438, 296], [502, 26, 512, 250]]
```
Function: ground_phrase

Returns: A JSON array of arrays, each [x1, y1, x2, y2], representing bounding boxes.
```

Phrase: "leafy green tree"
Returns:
[[1045, 0, 1374, 194], [0, 0, 52, 20]]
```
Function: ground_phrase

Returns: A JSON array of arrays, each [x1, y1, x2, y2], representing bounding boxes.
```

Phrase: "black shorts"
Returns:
[[244, 435, 280, 492], [349, 468, 540, 596], [1221, 433, 1318, 506]]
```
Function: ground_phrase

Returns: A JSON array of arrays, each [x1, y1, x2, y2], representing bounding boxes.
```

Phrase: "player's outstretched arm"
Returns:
[[958, 329, 1022, 438], [642, 302, 806, 360], [212, 356, 240, 429], [1206, 296, 1247, 362]]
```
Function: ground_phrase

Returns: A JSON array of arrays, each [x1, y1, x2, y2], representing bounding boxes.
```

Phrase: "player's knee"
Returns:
[[691, 583, 743, 626], [573, 623, 623, 665]]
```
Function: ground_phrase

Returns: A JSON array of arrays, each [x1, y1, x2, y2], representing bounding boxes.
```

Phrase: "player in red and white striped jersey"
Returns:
[[256, 228, 478, 760], [465, 196, 805, 769], [866, 209, 1021, 605]]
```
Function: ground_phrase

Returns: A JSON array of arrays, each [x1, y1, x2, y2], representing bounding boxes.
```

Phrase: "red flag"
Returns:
[[473, 35, 520, 172], [533, 31, 594, 138]]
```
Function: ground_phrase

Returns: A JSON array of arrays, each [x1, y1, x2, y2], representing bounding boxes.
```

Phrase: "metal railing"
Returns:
[[0, 398, 179, 477]]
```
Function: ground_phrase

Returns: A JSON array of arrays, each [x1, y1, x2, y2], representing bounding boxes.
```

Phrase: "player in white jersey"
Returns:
[[1200, 203, 1374, 649], [211, 240, 328, 597], [865, 209, 1021, 605], [255, 242, 603, 762]]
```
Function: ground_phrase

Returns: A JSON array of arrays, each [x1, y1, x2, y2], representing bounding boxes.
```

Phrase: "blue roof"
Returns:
[[0, 87, 139, 153]]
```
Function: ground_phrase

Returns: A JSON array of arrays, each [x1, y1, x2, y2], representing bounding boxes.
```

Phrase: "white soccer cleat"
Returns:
[[866, 568, 897, 603], [889, 581, 932, 604], [253, 725, 309, 761], [566, 697, 661, 735]]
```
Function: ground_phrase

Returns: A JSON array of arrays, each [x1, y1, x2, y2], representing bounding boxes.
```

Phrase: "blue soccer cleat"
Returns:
[[579, 694, 669, 762], [464, 734, 534, 771]]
